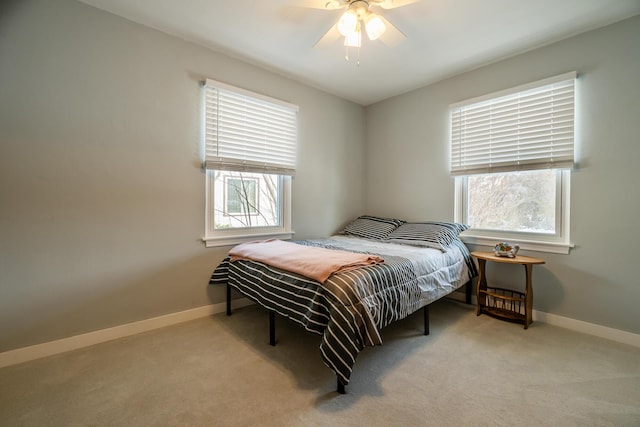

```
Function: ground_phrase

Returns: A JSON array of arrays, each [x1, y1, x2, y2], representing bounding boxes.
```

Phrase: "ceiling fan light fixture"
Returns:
[[337, 10, 358, 37], [364, 13, 386, 40], [315, 0, 409, 64]]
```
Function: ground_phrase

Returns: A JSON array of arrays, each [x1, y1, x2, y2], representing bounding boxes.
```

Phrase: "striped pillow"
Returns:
[[386, 222, 468, 251], [341, 215, 405, 240]]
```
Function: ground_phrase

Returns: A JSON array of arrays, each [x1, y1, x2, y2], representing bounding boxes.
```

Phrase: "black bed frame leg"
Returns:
[[226, 284, 232, 316], [269, 311, 276, 346], [423, 305, 430, 336], [465, 280, 472, 304], [337, 378, 346, 394]]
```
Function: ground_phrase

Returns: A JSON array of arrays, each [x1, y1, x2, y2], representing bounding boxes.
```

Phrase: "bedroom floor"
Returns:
[[1, 299, 639, 426]]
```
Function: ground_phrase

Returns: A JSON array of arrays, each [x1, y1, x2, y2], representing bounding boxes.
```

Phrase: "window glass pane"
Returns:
[[213, 171, 281, 230], [467, 170, 556, 234], [226, 178, 257, 215]]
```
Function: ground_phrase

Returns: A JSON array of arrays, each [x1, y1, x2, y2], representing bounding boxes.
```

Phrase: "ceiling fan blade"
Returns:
[[313, 23, 342, 49], [296, 0, 346, 10], [377, 0, 420, 10], [377, 15, 406, 47]]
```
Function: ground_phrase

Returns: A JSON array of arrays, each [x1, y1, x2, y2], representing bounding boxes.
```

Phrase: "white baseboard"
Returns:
[[446, 292, 640, 348], [0, 298, 253, 369], [532, 310, 640, 347], [2, 295, 638, 369]]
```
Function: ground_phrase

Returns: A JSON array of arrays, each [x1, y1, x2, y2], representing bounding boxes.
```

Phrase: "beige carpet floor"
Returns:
[[1, 299, 639, 427]]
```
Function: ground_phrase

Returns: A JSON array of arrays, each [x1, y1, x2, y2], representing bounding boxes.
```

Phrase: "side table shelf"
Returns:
[[471, 251, 545, 329]]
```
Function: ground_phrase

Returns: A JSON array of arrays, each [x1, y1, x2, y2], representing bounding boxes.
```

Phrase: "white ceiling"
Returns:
[[77, 0, 640, 105]]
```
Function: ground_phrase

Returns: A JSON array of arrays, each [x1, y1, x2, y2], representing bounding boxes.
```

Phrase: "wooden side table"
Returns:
[[471, 251, 545, 329]]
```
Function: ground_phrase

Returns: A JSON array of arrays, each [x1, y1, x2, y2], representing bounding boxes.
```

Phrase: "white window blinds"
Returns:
[[450, 71, 576, 176], [204, 79, 298, 175]]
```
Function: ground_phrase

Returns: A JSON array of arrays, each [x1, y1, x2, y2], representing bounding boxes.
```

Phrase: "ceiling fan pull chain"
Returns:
[[343, 45, 361, 66]]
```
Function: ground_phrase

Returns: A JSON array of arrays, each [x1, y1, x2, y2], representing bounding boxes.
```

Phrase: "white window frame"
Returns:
[[454, 171, 573, 254], [451, 72, 577, 254], [202, 79, 296, 247], [205, 171, 292, 247]]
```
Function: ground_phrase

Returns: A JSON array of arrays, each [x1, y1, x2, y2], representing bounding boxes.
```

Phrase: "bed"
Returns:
[[209, 216, 477, 393]]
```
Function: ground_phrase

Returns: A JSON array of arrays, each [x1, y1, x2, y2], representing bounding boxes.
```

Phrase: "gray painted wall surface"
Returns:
[[1, 1, 638, 353], [365, 16, 640, 334], [0, 0, 364, 351]]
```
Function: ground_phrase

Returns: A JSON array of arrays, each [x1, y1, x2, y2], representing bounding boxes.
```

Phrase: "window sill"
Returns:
[[460, 233, 574, 255], [203, 231, 295, 248]]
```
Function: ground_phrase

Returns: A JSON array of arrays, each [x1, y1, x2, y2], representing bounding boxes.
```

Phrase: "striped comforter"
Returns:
[[209, 235, 476, 386]]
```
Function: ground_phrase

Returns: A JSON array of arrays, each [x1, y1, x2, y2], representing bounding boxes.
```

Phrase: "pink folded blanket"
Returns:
[[229, 239, 384, 283]]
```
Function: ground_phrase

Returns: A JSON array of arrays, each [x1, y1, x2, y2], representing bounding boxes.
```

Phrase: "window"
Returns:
[[451, 72, 576, 254], [203, 79, 298, 247]]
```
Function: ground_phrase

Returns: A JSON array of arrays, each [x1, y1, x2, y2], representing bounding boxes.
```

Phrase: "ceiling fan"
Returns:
[[306, 0, 419, 59]]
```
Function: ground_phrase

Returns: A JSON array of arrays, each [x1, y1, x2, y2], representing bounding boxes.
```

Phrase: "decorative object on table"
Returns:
[[494, 242, 519, 258]]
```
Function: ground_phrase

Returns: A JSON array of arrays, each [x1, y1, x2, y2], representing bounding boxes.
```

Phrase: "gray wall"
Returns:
[[365, 16, 640, 334], [0, 0, 364, 352], [1, 0, 638, 354]]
